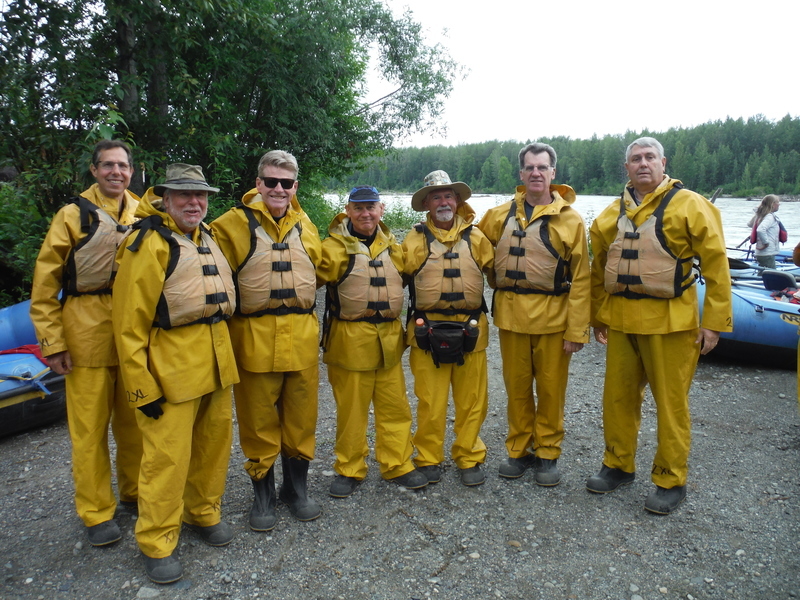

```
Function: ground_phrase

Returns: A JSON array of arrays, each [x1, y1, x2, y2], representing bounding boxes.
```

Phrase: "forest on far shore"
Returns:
[[330, 114, 800, 199]]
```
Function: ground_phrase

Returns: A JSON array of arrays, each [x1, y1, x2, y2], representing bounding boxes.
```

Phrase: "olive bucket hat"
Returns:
[[153, 164, 219, 196], [410, 170, 471, 211]]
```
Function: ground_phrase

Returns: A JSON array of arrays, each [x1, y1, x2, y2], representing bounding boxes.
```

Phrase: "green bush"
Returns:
[[381, 201, 419, 232], [0, 183, 50, 306]]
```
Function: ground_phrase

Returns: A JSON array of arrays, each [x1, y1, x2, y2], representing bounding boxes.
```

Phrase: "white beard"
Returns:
[[435, 207, 454, 223]]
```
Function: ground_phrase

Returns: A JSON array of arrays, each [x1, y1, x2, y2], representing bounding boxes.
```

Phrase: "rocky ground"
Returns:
[[2, 327, 799, 600]]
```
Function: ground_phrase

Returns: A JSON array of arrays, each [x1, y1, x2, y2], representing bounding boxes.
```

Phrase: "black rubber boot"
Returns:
[[278, 454, 321, 521], [249, 466, 277, 532]]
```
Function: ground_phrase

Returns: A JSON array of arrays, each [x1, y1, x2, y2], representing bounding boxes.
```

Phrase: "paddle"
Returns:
[[728, 257, 753, 270]]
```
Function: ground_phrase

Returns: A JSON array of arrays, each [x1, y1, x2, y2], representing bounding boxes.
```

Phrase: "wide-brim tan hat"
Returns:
[[153, 163, 220, 196], [411, 170, 472, 211]]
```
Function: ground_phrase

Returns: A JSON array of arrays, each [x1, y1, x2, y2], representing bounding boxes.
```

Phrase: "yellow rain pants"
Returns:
[[326, 363, 416, 480], [410, 347, 488, 469], [235, 366, 318, 480], [66, 366, 140, 525], [134, 386, 233, 558], [498, 329, 570, 460], [601, 328, 699, 488]]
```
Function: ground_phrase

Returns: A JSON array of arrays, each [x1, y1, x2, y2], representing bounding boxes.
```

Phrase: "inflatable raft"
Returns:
[[0, 300, 66, 437], [699, 270, 800, 355]]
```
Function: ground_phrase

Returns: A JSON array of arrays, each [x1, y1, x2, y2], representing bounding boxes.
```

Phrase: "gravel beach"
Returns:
[[2, 316, 799, 600]]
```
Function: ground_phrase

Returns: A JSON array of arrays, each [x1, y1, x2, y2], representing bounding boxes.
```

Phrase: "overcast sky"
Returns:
[[376, 0, 799, 147]]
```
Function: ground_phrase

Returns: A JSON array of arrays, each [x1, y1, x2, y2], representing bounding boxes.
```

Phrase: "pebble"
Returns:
[[525, 524, 535, 531], [469, 552, 480, 559], [632, 596, 643, 600], [659, 587, 668, 593], [122, 581, 130, 589], [322, 470, 335, 477], [508, 540, 521, 548], [736, 549, 745, 556], [136, 587, 160, 599], [25, 578, 33, 584], [779, 393, 786, 399], [222, 574, 233, 583], [630, 584, 640, 592]]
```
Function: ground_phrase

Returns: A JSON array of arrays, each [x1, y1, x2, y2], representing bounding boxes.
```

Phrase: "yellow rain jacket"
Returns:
[[402, 203, 494, 352], [211, 189, 321, 373], [112, 188, 239, 407], [590, 177, 733, 334], [478, 184, 590, 343], [31, 184, 139, 364], [317, 214, 406, 371]]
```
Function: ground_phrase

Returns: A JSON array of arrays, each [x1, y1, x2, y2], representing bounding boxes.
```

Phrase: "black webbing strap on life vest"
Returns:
[[612, 183, 696, 299], [495, 203, 571, 298], [406, 223, 486, 325], [234, 205, 315, 317], [62, 197, 128, 297]]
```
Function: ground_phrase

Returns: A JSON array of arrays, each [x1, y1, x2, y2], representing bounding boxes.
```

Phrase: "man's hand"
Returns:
[[563, 341, 584, 354], [137, 398, 166, 420], [696, 328, 720, 355], [593, 327, 608, 345], [45, 350, 73, 375]]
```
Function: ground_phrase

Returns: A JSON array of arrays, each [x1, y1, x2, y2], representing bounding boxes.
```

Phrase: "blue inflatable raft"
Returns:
[[0, 300, 66, 437], [699, 270, 800, 354]]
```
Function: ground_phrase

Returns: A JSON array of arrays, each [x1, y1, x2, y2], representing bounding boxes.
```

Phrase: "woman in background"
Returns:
[[748, 194, 783, 268]]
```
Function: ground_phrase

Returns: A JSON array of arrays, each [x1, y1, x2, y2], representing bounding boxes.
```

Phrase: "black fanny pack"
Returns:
[[414, 319, 479, 367]]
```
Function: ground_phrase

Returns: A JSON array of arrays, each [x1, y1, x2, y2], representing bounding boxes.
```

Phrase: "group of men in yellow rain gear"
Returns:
[[29, 137, 732, 585]]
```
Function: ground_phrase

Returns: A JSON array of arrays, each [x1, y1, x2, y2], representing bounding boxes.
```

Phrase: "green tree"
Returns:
[[0, 0, 460, 301], [495, 156, 517, 193]]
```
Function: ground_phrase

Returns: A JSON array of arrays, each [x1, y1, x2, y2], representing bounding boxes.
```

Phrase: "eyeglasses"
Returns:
[[259, 177, 296, 189], [97, 161, 132, 172], [522, 165, 553, 173]]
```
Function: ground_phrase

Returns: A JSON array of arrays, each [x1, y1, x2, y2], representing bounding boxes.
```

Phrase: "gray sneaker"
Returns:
[[460, 465, 486, 486], [586, 465, 635, 494], [185, 521, 234, 546], [143, 552, 183, 584], [498, 454, 536, 479], [329, 475, 360, 498], [417, 464, 442, 483], [533, 457, 561, 487], [86, 520, 121, 546], [391, 469, 428, 490], [644, 485, 686, 515]]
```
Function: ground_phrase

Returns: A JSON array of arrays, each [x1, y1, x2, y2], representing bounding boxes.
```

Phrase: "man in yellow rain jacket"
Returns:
[[113, 164, 238, 584], [211, 150, 322, 531], [317, 186, 428, 498], [402, 171, 494, 486], [587, 137, 733, 515], [478, 143, 590, 487], [30, 139, 142, 547]]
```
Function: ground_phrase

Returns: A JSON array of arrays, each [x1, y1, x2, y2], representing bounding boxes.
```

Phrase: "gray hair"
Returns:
[[258, 150, 299, 178], [625, 137, 664, 162], [518, 143, 557, 169]]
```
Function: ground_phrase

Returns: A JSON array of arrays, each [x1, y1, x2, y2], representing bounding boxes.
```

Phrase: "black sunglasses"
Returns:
[[259, 177, 296, 189]]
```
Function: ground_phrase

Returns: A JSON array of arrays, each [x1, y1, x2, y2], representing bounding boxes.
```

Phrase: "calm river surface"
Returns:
[[373, 193, 800, 254]]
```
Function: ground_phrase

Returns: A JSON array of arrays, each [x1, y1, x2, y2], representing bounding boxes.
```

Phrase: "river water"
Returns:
[[376, 193, 800, 255]]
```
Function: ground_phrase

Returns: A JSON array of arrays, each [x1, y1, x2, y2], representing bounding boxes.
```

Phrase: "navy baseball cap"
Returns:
[[348, 186, 381, 202]]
